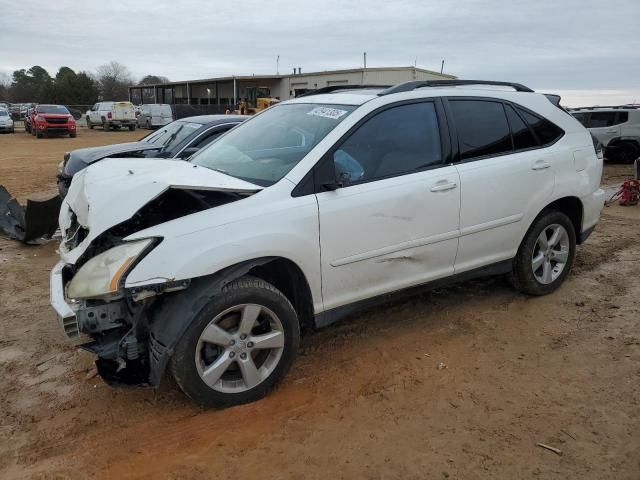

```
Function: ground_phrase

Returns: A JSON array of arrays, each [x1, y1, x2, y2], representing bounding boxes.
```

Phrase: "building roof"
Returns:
[[130, 66, 456, 88]]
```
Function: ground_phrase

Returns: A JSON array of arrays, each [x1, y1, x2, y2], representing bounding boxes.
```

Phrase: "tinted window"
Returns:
[[517, 108, 564, 145], [571, 112, 589, 126], [588, 111, 617, 128], [333, 102, 442, 184], [616, 112, 629, 124], [450, 100, 511, 160], [505, 105, 537, 150]]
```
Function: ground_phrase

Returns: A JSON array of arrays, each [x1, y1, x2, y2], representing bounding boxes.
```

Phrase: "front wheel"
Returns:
[[509, 211, 576, 296], [86, 117, 93, 129], [170, 276, 300, 408], [129, 124, 136, 131]]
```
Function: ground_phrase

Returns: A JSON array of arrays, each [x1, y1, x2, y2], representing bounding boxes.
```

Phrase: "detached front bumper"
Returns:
[[50, 260, 89, 345]]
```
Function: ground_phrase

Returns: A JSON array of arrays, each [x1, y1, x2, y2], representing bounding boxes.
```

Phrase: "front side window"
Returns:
[[333, 102, 442, 184], [450, 100, 512, 160], [191, 103, 356, 186]]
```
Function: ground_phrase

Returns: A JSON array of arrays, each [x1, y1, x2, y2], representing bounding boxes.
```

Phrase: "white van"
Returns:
[[86, 101, 137, 131], [136, 104, 173, 129]]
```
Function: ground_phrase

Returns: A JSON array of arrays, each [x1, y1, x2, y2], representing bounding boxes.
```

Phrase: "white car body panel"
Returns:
[[316, 166, 460, 310]]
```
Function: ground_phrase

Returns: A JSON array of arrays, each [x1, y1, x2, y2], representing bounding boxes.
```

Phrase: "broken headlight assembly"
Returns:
[[67, 238, 155, 300]]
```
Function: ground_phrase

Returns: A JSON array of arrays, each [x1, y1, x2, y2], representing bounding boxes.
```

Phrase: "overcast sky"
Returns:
[[1, 0, 639, 106]]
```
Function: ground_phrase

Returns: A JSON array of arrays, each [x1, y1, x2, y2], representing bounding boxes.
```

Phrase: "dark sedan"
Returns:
[[57, 115, 247, 197]]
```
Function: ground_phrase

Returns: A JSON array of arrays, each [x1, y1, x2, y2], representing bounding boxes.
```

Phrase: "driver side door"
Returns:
[[315, 101, 461, 311]]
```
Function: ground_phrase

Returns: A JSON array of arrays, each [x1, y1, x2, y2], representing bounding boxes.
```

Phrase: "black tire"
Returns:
[[70, 132, 76, 138], [509, 210, 576, 296], [129, 124, 136, 131], [36, 131, 43, 138], [102, 118, 109, 131], [31, 127, 36, 136], [616, 142, 639, 164], [170, 276, 300, 408], [86, 117, 93, 129]]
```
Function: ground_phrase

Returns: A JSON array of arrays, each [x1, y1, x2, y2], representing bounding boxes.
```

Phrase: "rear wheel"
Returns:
[[170, 276, 300, 408], [615, 142, 639, 164], [509, 211, 576, 296], [129, 124, 136, 131], [103, 121, 110, 131]]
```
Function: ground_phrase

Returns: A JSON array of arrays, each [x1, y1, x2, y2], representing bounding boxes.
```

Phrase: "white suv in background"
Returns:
[[570, 106, 640, 163], [51, 80, 605, 407]]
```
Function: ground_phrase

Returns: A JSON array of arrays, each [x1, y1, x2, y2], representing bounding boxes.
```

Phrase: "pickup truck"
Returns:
[[86, 101, 137, 131], [29, 105, 77, 138]]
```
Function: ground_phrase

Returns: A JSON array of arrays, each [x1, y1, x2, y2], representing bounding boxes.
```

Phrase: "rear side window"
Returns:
[[333, 102, 442, 183], [449, 100, 511, 160], [517, 108, 564, 145], [505, 105, 537, 150], [587, 111, 617, 127]]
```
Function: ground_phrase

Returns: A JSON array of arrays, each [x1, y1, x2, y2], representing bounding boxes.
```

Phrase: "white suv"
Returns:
[[51, 80, 605, 407], [570, 106, 640, 163]]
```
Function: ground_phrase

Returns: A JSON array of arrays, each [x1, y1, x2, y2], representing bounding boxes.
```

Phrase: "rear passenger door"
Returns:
[[447, 98, 559, 273], [315, 101, 460, 310]]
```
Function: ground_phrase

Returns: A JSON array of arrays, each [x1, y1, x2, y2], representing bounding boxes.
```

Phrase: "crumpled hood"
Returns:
[[59, 158, 262, 264], [63, 141, 160, 176]]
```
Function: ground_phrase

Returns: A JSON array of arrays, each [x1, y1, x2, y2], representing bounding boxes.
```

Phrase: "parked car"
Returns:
[[136, 104, 173, 129], [570, 106, 640, 163], [51, 80, 605, 408], [57, 115, 246, 197], [0, 108, 14, 133], [29, 104, 76, 138], [24, 106, 35, 133], [86, 101, 137, 131]]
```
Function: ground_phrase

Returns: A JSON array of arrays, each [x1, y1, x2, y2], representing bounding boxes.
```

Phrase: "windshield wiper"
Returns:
[[160, 125, 184, 152]]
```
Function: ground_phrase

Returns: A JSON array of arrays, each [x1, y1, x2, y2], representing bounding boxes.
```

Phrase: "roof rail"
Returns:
[[296, 85, 391, 98], [378, 80, 535, 96], [567, 105, 640, 111]]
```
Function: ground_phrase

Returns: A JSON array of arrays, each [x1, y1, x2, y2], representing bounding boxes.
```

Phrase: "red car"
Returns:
[[30, 105, 77, 138]]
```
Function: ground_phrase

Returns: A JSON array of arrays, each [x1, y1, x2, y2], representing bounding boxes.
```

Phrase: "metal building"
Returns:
[[128, 66, 456, 107]]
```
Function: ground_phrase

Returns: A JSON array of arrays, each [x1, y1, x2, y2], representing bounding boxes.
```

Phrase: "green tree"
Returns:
[[138, 75, 169, 85], [9, 66, 53, 102]]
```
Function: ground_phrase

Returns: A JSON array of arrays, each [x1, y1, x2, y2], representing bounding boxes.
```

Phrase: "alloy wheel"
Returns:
[[531, 223, 570, 284], [195, 304, 285, 393]]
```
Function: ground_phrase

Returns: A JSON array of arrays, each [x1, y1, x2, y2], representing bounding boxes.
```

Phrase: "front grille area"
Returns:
[[45, 117, 69, 124]]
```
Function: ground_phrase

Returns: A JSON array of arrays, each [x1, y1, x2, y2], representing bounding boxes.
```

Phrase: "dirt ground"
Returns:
[[1, 128, 639, 479]]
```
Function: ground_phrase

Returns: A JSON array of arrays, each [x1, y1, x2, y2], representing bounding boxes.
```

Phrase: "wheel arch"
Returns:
[[534, 196, 584, 244], [147, 256, 314, 386]]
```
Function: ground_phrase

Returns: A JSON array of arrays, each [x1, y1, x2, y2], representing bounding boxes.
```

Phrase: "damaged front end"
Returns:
[[51, 158, 261, 386]]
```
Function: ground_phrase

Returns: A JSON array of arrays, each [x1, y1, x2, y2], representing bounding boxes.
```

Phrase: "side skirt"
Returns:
[[314, 259, 513, 329]]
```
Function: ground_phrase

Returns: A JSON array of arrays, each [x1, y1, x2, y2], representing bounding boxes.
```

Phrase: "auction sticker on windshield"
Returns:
[[307, 107, 349, 120]]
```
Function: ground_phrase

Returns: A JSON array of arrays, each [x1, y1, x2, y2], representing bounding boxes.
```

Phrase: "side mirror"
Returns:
[[180, 147, 200, 159], [323, 171, 351, 191]]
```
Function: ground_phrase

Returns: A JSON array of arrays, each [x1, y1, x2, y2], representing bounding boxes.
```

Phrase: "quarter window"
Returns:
[[333, 102, 442, 184], [449, 100, 512, 160], [517, 108, 564, 145], [505, 105, 537, 150]]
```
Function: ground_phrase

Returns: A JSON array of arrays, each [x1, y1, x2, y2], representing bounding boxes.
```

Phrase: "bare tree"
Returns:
[[95, 61, 133, 101]]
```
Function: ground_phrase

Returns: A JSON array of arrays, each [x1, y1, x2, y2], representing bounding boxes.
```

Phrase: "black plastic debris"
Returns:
[[0, 185, 61, 243]]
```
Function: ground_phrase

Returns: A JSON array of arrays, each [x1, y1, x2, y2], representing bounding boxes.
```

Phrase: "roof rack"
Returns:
[[296, 85, 391, 98], [568, 105, 640, 111], [378, 80, 535, 96]]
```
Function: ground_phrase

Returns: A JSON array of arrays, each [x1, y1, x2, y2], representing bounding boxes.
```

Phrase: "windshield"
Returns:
[[191, 103, 356, 186], [143, 120, 203, 151], [0, 110, 9, 118], [38, 105, 69, 114]]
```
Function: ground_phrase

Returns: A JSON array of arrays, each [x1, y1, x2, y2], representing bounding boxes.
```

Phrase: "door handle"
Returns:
[[531, 161, 551, 171], [605, 130, 617, 134], [430, 181, 457, 192]]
